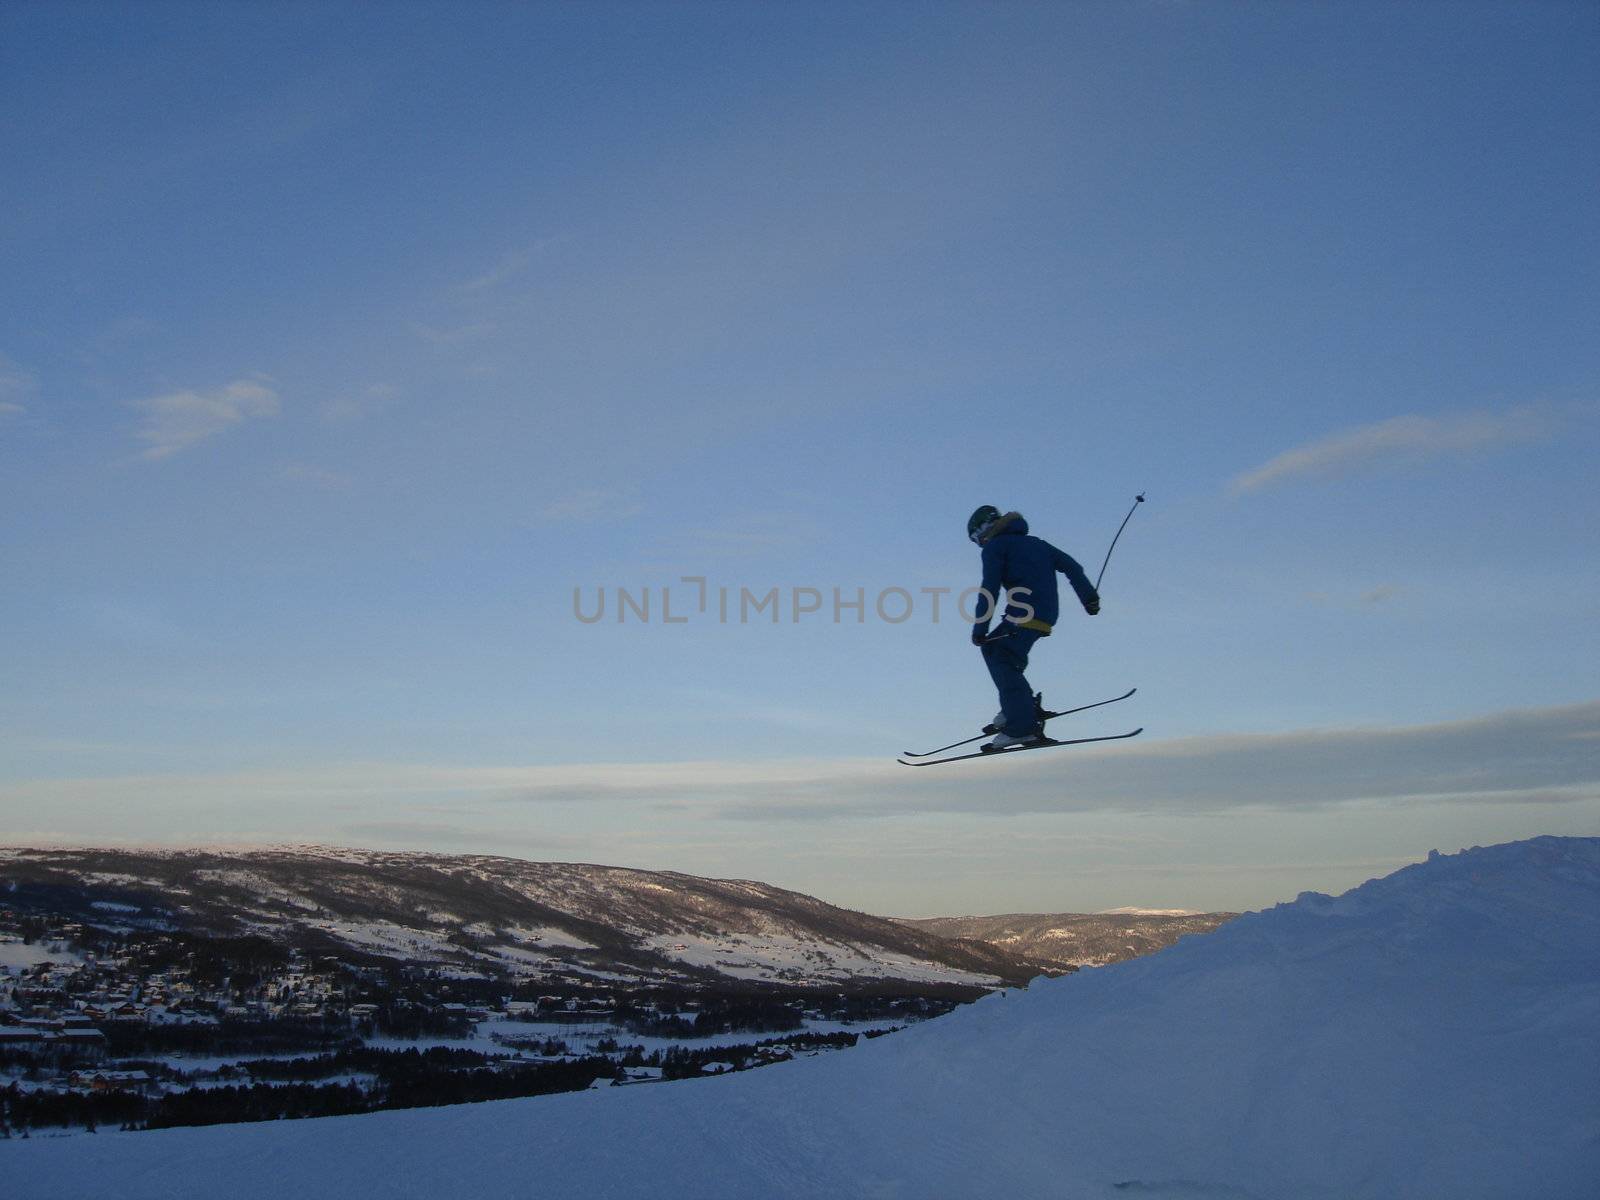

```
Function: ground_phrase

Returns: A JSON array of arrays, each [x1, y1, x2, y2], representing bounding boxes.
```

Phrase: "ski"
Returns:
[[901, 687, 1137, 759], [897, 727, 1143, 767]]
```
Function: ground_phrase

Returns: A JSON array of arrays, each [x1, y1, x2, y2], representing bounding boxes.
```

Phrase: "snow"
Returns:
[[309, 918, 462, 961], [190, 869, 316, 909], [7, 836, 1597, 1199], [479, 1014, 903, 1058], [638, 931, 1002, 987], [0, 940, 83, 979], [0, 938, 81, 970], [501, 923, 595, 951], [77, 872, 166, 891]]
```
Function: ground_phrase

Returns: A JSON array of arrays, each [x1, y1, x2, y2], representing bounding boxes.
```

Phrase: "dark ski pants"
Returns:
[[981, 626, 1045, 735]]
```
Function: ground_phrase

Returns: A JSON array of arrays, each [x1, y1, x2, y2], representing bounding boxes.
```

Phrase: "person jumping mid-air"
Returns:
[[966, 505, 1100, 750]]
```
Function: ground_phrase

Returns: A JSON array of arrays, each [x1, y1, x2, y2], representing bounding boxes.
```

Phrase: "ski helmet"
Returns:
[[967, 504, 1002, 545]]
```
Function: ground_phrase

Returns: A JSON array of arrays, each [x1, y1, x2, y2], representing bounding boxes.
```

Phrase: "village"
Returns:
[[0, 907, 946, 1135]]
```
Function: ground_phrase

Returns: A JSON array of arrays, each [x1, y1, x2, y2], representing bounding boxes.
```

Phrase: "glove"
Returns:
[[971, 629, 988, 646], [1084, 597, 1100, 615]]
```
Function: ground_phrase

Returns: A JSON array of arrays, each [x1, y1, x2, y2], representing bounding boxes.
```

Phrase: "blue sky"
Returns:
[[3, 1, 1597, 914]]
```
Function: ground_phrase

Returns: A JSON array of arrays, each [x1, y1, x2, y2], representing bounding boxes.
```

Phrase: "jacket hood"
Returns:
[[983, 511, 1029, 542]]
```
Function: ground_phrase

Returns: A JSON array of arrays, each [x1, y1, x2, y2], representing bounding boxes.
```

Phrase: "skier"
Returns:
[[966, 505, 1100, 749]]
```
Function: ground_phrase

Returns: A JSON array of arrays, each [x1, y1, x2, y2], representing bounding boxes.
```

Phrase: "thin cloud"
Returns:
[[702, 700, 1600, 820], [280, 464, 352, 489], [333, 822, 600, 859], [649, 512, 823, 560], [1306, 585, 1404, 609], [64, 596, 190, 649], [537, 488, 644, 523], [322, 383, 396, 423], [0, 352, 37, 417], [450, 240, 561, 295], [1229, 407, 1555, 494], [96, 316, 162, 347], [131, 379, 280, 460], [4, 701, 1597, 826], [413, 321, 496, 346]]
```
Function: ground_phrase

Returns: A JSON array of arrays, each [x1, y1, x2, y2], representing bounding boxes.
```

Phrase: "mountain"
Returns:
[[0, 845, 1049, 991], [897, 909, 1236, 967], [13, 837, 1595, 1199]]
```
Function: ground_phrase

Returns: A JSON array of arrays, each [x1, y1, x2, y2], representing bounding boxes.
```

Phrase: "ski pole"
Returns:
[[1094, 493, 1145, 591]]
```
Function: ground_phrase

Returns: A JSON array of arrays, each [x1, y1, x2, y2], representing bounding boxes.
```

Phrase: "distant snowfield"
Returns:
[[499, 923, 595, 951], [0, 937, 80, 971], [9, 837, 1598, 1199], [639, 931, 1004, 987], [358, 1014, 902, 1060]]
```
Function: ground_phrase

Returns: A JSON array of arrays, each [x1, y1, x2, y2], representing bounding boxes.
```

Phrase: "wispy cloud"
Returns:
[[1229, 406, 1556, 494], [413, 321, 496, 346], [649, 512, 823, 560], [539, 701, 1597, 820], [131, 379, 280, 460], [1306, 584, 1403, 608], [64, 596, 190, 649], [96, 315, 162, 346], [536, 488, 644, 523], [280, 464, 352, 489], [0, 352, 38, 418], [450, 240, 560, 295], [322, 383, 396, 423], [4, 702, 1596, 826]]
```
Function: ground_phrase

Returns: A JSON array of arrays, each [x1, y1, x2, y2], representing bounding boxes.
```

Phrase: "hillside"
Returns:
[[9, 836, 1596, 1199], [0, 846, 1046, 991], [898, 909, 1235, 967]]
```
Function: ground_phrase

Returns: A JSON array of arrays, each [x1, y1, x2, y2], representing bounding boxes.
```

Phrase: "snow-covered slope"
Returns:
[[0, 845, 1038, 989], [898, 908, 1236, 967], [10, 837, 1597, 1199]]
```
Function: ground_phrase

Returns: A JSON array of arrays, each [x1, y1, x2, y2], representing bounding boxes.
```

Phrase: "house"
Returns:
[[615, 1067, 664, 1085], [0, 1027, 49, 1050], [69, 1069, 151, 1092], [60, 1029, 109, 1060], [0, 1026, 107, 1064]]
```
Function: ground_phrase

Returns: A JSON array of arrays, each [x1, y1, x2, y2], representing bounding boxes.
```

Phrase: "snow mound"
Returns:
[[10, 837, 1599, 1199]]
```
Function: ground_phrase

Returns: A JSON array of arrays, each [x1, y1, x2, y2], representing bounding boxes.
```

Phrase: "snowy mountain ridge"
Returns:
[[11, 836, 1594, 1198], [0, 844, 1047, 990]]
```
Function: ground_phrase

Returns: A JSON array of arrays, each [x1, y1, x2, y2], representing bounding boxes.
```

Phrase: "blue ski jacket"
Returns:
[[972, 513, 1099, 639]]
